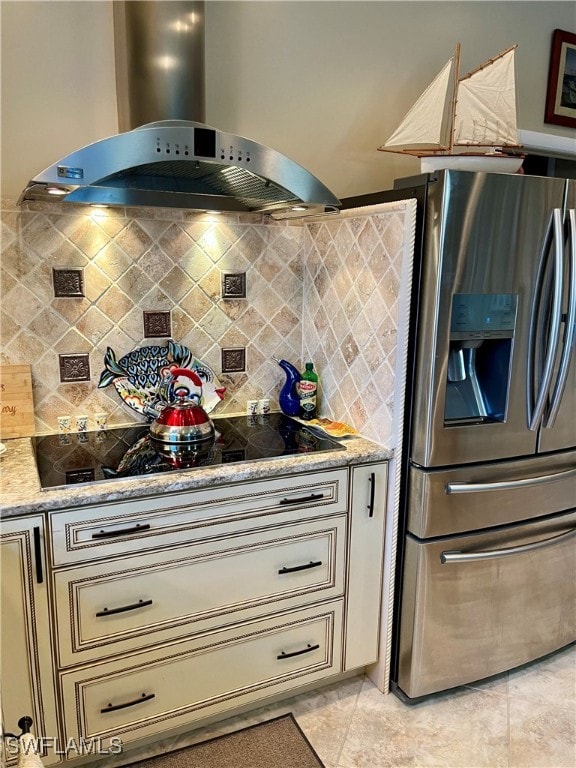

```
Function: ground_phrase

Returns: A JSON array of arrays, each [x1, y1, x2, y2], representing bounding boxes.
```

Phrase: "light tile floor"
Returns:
[[104, 643, 575, 768], [194, 643, 576, 768]]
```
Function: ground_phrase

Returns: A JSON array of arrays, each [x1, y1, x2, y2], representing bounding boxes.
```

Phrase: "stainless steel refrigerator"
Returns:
[[351, 169, 576, 701]]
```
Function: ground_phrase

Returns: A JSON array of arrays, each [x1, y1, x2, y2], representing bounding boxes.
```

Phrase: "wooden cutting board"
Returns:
[[0, 365, 36, 439]]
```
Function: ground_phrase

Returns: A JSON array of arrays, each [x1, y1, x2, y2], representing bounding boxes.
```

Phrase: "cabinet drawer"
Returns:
[[54, 516, 346, 665], [49, 470, 348, 566], [60, 601, 343, 746]]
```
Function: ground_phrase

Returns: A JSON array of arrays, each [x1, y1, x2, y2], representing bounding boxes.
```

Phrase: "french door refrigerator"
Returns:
[[377, 169, 575, 701]]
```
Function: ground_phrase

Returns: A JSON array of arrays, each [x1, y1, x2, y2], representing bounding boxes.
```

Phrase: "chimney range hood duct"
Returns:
[[19, 1, 340, 218]]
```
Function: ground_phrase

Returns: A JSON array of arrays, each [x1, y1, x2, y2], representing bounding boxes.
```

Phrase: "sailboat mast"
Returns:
[[448, 43, 461, 154]]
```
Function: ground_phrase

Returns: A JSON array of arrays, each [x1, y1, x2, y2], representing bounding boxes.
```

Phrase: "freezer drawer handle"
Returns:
[[278, 560, 322, 574], [91, 523, 151, 539], [96, 599, 153, 617], [446, 467, 576, 494], [277, 643, 320, 660], [441, 527, 576, 564], [100, 692, 155, 714], [279, 493, 324, 506]]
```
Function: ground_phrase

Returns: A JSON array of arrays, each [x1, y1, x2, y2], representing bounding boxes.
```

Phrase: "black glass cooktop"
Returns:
[[32, 413, 345, 490]]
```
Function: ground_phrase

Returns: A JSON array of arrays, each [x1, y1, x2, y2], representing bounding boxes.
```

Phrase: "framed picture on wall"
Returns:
[[544, 28, 576, 128]]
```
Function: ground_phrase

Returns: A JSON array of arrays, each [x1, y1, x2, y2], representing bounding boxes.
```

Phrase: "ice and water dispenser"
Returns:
[[445, 293, 518, 424]]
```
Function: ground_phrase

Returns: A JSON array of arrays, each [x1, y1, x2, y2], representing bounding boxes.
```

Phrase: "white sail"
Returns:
[[384, 58, 454, 149], [453, 47, 518, 146]]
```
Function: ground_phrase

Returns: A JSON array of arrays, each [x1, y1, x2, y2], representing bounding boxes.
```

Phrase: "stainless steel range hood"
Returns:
[[18, 1, 340, 218]]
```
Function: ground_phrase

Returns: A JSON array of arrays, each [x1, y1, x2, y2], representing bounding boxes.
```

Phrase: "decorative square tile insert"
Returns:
[[221, 347, 246, 373], [221, 272, 247, 299], [143, 311, 171, 338], [52, 268, 84, 297], [222, 449, 246, 463], [59, 354, 91, 383], [66, 468, 96, 484]]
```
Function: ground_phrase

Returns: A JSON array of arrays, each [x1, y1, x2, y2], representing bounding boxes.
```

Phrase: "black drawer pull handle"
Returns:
[[33, 526, 44, 584], [278, 560, 322, 575], [92, 523, 151, 539], [277, 643, 320, 660], [279, 493, 324, 506], [367, 472, 376, 517], [101, 692, 155, 714], [96, 599, 153, 617]]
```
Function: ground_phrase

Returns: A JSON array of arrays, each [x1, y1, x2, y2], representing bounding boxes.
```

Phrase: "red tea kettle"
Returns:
[[149, 368, 215, 444]]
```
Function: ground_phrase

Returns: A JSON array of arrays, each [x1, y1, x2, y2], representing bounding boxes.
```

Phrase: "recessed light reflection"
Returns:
[[89, 205, 112, 221], [173, 19, 195, 33], [154, 54, 179, 71], [47, 187, 67, 196]]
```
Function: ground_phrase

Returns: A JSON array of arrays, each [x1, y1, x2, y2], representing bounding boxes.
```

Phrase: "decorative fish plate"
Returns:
[[98, 340, 226, 419]]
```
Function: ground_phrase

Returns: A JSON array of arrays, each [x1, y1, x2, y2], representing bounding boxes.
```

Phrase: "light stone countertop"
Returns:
[[0, 427, 393, 519]]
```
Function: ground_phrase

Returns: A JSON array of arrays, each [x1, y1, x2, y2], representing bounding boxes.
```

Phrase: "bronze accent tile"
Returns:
[[52, 268, 84, 297], [221, 347, 246, 373], [222, 272, 247, 299], [59, 354, 90, 383], [222, 449, 246, 463], [143, 310, 171, 338], [65, 468, 95, 484]]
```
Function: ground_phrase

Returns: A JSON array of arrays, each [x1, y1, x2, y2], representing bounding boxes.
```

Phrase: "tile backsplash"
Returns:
[[302, 202, 415, 444], [0, 200, 302, 433], [0, 197, 415, 441]]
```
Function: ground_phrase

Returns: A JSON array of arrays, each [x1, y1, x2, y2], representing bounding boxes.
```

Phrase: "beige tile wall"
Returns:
[[302, 202, 415, 444], [0, 197, 414, 441], [0, 199, 302, 432]]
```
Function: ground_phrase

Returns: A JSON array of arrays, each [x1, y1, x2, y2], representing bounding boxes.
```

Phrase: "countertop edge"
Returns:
[[0, 435, 393, 518]]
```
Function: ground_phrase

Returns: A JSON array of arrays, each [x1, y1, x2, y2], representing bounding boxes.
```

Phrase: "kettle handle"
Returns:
[[169, 367, 203, 388], [157, 367, 204, 408]]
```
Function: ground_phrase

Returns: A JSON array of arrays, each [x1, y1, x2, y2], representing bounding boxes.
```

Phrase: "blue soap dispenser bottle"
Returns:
[[273, 357, 301, 416]]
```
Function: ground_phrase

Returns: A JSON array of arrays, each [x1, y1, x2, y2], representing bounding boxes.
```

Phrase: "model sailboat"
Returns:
[[378, 44, 524, 173]]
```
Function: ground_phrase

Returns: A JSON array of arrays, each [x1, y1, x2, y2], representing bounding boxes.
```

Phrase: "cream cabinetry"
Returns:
[[50, 469, 350, 749], [53, 515, 346, 665], [0, 517, 60, 765], [60, 601, 343, 748], [2, 461, 388, 761], [49, 470, 346, 567], [345, 462, 388, 670]]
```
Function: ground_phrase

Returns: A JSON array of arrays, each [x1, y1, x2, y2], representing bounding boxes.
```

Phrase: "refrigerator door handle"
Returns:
[[445, 466, 576, 494], [527, 212, 553, 423], [544, 208, 576, 428], [527, 209, 564, 431], [440, 527, 576, 564]]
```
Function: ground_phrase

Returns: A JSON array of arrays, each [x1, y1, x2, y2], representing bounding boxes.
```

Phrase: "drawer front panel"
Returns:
[[408, 452, 576, 538], [50, 470, 348, 566], [398, 511, 576, 698], [60, 601, 343, 745], [54, 517, 346, 665]]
